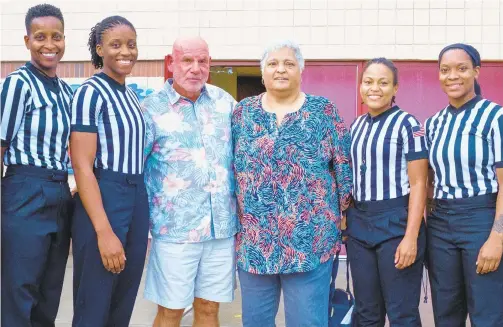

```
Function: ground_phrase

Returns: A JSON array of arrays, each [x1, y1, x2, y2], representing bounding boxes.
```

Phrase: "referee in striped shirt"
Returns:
[[0, 4, 73, 326], [69, 16, 148, 326], [426, 43, 503, 326], [347, 58, 428, 326]]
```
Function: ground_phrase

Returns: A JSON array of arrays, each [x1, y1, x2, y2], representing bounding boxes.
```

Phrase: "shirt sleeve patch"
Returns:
[[412, 124, 425, 138]]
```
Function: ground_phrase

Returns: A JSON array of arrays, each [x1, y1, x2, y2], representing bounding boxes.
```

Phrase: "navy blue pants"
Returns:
[[346, 196, 426, 327], [1, 165, 72, 327], [427, 193, 503, 327], [71, 169, 149, 327]]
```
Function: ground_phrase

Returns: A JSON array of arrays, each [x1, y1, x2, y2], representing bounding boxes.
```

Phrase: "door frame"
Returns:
[[164, 57, 503, 117], [203, 59, 365, 116]]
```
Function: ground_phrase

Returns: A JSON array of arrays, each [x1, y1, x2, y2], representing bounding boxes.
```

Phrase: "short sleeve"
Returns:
[[491, 110, 503, 168], [70, 85, 103, 133], [1, 75, 31, 147], [142, 96, 156, 158], [402, 115, 428, 161]]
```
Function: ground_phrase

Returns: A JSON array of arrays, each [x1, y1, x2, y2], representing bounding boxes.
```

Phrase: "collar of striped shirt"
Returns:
[[365, 105, 400, 121], [96, 72, 127, 93], [447, 95, 482, 115], [25, 62, 59, 93], [164, 78, 209, 105]]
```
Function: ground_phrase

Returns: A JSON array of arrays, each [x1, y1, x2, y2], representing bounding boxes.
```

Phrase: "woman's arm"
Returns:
[[426, 167, 435, 215], [476, 168, 503, 274], [395, 159, 428, 269], [477, 113, 503, 274], [395, 117, 428, 269], [329, 102, 353, 213], [424, 118, 434, 215], [1, 147, 6, 176], [70, 133, 125, 275], [1, 75, 31, 177], [70, 85, 125, 274]]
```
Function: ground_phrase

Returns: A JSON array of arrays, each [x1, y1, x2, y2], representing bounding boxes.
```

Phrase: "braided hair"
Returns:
[[88, 16, 136, 69], [362, 57, 399, 105], [25, 4, 64, 33]]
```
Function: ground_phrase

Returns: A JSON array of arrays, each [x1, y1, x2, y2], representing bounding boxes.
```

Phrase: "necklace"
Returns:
[[31, 63, 57, 79], [31, 63, 59, 88]]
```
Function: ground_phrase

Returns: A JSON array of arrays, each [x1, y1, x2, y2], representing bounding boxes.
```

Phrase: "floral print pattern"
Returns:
[[232, 94, 352, 274], [143, 80, 238, 243]]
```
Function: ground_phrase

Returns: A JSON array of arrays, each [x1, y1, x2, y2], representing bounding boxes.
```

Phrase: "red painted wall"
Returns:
[[391, 62, 503, 124], [167, 58, 502, 127], [300, 61, 503, 126], [301, 63, 361, 126], [479, 63, 503, 106], [392, 62, 449, 123]]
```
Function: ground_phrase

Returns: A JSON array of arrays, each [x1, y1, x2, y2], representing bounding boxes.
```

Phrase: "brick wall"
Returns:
[[0, 60, 164, 79]]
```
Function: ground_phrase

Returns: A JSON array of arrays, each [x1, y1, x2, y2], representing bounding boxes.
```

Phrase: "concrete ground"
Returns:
[[54, 251, 444, 327], [55, 177, 466, 326]]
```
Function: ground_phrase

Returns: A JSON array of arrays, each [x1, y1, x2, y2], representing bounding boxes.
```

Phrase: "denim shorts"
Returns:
[[144, 237, 236, 309]]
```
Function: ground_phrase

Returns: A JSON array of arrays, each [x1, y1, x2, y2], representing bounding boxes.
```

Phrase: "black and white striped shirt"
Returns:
[[425, 96, 503, 199], [351, 106, 428, 202], [71, 72, 145, 175], [1, 62, 72, 171]]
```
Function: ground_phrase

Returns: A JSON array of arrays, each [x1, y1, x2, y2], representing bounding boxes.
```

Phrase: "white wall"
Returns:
[[1, 0, 502, 62]]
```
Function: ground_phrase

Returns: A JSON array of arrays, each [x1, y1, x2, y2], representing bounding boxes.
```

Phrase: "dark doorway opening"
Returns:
[[237, 76, 265, 101]]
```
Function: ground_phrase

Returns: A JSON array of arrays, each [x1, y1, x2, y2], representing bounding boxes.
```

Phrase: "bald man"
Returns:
[[142, 37, 238, 327]]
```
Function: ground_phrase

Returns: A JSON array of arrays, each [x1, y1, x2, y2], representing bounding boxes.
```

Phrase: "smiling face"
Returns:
[[360, 63, 398, 115], [439, 48, 480, 108], [97, 24, 138, 84], [262, 47, 302, 94], [24, 16, 65, 77]]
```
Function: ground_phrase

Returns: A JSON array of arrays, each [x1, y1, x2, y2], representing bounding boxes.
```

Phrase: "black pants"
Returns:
[[347, 195, 425, 327], [71, 169, 149, 327], [427, 193, 503, 327], [1, 165, 72, 327]]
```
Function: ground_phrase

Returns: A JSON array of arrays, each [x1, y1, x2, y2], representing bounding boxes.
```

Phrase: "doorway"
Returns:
[[209, 66, 264, 101], [237, 76, 265, 101]]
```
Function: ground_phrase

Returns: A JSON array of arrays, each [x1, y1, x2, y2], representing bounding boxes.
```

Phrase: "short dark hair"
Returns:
[[361, 57, 399, 105], [88, 16, 136, 69], [362, 57, 399, 86], [25, 4, 64, 34]]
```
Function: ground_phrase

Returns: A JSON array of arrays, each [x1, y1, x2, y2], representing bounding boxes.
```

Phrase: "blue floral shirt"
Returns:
[[232, 94, 353, 274], [143, 79, 238, 243]]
